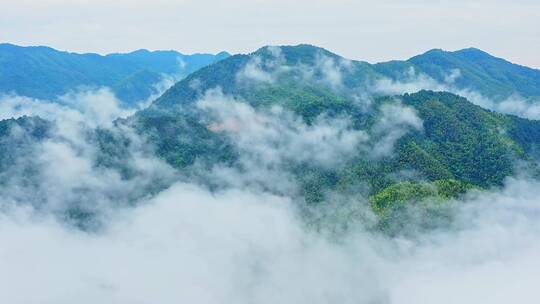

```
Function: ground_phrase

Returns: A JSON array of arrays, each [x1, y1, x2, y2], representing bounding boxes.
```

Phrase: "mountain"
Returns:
[[129, 45, 540, 208], [152, 45, 540, 111], [0, 43, 230, 104], [3, 44, 540, 230]]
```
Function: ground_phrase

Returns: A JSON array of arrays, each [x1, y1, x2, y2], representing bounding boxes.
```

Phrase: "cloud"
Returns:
[[372, 67, 540, 121], [195, 88, 370, 195], [371, 102, 423, 158], [59, 88, 136, 127], [0, 90, 177, 224], [388, 177, 540, 303], [0, 88, 133, 128], [147, 73, 180, 103], [0, 121, 176, 223], [0, 182, 384, 304], [297, 53, 353, 90], [478, 94, 540, 120], [198, 89, 368, 168], [193, 88, 423, 196], [237, 51, 540, 123], [236, 47, 290, 85], [371, 67, 447, 96], [0, 71, 177, 126], [236, 46, 352, 91], [1, 171, 540, 303], [237, 55, 277, 84]]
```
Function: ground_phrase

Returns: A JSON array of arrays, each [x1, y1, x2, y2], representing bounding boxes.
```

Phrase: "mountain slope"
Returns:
[[407, 48, 540, 99]]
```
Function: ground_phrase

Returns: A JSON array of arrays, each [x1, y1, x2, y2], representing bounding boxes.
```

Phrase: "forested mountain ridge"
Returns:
[[152, 44, 540, 111], [127, 45, 540, 211]]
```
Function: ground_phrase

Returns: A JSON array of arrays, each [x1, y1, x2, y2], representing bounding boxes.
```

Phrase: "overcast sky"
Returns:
[[1, 0, 539, 68]]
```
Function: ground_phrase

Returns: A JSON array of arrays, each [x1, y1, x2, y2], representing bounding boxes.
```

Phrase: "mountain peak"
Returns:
[[251, 44, 342, 65], [253, 44, 328, 54], [453, 47, 493, 59], [0, 43, 18, 48], [216, 51, 231, 57], [0, 43, 57, 53], [129, 49, 152, 54], [414, 47, 494, 60]]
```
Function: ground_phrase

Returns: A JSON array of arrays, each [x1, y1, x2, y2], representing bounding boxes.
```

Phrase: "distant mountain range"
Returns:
[[3, 43, 540, 107], [0, 43, 230, 104]]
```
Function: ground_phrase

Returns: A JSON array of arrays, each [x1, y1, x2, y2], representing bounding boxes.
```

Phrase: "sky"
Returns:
[[1, 0, 539, 67]]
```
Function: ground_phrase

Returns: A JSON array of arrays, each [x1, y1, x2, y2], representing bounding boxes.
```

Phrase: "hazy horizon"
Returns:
[[1, 0, 539, 68]]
